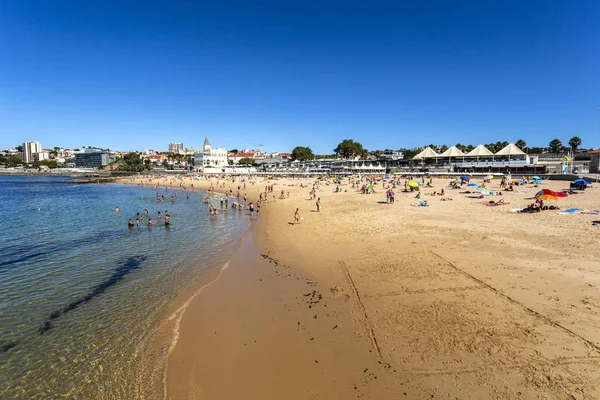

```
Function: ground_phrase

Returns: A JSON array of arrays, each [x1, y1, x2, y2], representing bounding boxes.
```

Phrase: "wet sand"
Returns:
[[122, 175, 600, 399]]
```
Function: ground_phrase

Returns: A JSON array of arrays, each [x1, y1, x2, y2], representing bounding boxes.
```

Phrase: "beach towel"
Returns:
[[580, 210, 600, 215], [557, 208, 581, 215]]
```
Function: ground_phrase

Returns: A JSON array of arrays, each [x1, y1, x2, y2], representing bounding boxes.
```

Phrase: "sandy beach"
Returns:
[[122, 174, 600, 399]]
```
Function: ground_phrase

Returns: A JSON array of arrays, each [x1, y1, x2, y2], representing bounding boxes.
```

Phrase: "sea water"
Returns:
[[0, 175, 250, 399]]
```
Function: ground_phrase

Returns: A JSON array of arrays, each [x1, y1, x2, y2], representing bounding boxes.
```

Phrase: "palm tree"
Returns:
[[568, 136, 582, 152], [515, 139, 527, 150], [549, 139, 563, 154]]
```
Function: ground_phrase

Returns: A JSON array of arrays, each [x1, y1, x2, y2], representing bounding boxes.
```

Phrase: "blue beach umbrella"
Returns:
[[531, 176, 542, 180], [460, 175, 471, 182], [573, 179, 591, 185], [532, 180, 544, 184], [467, 183, 478, 187]]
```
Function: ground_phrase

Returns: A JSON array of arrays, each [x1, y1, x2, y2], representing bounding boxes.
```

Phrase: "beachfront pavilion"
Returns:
[[400, 143, 546, 174]]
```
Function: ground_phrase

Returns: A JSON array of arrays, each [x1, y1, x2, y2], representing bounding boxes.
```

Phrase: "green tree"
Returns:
[[404, 147, 423, 159], [291, 146, 315, 161], [0, 155, 24, 167], [15, 145, 23, 152], [334, 139, 364, 159], [568, 136, 582, 152], [549, 139, 563, 154], [230, 149, 239, 154], [515, 139, 527, 150], [238, 157, 255, 165], [373, 150, 382, 159], [228, 159, 234, 166]]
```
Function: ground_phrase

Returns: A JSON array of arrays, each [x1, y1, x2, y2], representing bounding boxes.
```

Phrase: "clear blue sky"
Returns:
[[1, 1, 599, 153]]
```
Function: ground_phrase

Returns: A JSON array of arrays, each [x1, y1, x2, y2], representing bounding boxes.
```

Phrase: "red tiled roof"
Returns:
[[589, 149, 600, 154]]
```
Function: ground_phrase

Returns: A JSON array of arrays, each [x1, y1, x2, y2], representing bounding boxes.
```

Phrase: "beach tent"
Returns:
[[439, 146, 465, 163], [495, 143, 526, 160], [412, 147, 440, 160], [460, 175, 471, 182], [439, 146, 465, 157], [465, 144, 494, 161]]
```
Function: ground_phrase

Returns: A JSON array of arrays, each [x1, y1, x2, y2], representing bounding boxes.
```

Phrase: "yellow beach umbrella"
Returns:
[[487, 175, 493, 180], [408, 181, 419, 188]]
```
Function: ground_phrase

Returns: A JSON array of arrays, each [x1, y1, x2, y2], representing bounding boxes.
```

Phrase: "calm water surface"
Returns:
[[0, 176, 250, 399]]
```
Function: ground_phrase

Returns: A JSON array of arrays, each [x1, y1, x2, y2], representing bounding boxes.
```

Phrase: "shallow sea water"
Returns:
[[0, 176, 250, 399]]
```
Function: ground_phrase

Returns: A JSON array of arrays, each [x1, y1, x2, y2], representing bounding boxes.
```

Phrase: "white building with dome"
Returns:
[[194, 137, 228, 169]]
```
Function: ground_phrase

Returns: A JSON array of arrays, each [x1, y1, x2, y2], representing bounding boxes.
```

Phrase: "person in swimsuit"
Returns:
[[147, 218, 153, 227], [294, 208, 300, 224], [165, 215, 170, 226], [316, 198, 321, 211], [128, 218, 134, 227]]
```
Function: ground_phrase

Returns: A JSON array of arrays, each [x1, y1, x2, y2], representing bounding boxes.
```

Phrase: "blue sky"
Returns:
[[1, 1, 599, 153]]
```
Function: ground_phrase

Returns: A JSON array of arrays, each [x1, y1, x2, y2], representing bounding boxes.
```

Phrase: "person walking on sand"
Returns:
[[294, 208, 301, 224], [316, 197, 321, 212]]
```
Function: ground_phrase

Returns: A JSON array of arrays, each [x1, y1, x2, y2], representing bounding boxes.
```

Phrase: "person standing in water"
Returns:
[[128, 218, 134, 227], [115, 206, 119, 213], [248, 202, 254, 219]]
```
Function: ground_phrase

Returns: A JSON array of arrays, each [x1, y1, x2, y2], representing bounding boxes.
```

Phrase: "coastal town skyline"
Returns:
[[1, 2, 599, 152]]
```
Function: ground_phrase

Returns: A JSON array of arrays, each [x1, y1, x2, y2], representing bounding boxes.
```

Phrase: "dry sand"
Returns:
[[123, 175, 600, 399]]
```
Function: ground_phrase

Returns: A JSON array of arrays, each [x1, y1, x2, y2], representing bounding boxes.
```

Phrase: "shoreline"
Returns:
[[123, 174, 600, 399]]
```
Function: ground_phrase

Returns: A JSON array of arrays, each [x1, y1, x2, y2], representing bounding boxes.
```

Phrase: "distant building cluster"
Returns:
[[2, 137, 597, 175]]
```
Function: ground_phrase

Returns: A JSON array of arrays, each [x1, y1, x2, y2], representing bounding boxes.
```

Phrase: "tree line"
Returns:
[[288, 136, 587, 162]]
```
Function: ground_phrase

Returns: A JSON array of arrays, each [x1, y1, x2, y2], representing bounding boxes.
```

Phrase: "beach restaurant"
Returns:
[[404, 143, 547, 174]]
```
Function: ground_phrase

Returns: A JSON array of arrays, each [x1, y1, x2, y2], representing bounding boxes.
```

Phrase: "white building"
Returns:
[[35, 151, 51, 161], [168, 142, 184, 154], [22, 142, 42, 163], [194, 137, 228, 169]]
